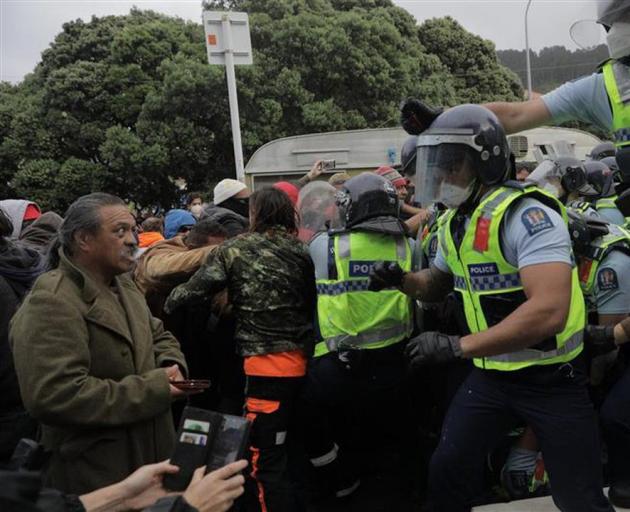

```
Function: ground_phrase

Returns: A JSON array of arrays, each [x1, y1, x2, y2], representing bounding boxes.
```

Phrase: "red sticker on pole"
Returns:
[[473, 217, 491, 253]]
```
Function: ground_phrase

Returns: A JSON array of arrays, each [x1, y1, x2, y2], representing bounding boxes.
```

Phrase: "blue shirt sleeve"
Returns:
[[432, 241, 451, 274], [542, 73, 612, 133], [308, 232, 330, 280], [594, 251, 630, 315], [501, 198, 573, 269], [597, 207, 626, 226]]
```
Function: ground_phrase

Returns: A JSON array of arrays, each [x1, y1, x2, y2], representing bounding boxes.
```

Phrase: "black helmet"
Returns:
[[418, 104, 512, 187], [400, 136, 418, 177], [336, 173, 399, 228], [588, 141, 616, 161], [567, 209, 610, 256], [597, 0, 630, 28], [584, 160, 616, 197]]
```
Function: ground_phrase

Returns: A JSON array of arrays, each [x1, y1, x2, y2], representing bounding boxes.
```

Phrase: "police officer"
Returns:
[[369, 104, 612, 512], [401, 1, 630, 179], [582, 160, 627, 225], [297, 173, 413, 499]]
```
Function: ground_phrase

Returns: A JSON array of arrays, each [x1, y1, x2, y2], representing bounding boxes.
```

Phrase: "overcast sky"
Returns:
[[0, 0, 599, 83]]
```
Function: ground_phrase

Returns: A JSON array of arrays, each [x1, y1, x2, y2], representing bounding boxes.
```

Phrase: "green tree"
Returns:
[[418, 17, 522, 103], [3, 2, 521, 211]]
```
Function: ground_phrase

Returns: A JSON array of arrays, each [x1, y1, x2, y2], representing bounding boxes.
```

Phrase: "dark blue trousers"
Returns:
[[600, 363, 630, 485], [427, 360, 613, 512]]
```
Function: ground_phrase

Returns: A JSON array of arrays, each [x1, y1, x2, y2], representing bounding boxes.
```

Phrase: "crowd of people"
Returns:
[[2, 2, 630, 511]]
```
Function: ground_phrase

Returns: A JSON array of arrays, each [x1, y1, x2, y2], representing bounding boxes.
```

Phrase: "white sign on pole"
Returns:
[[203, 11, 253, 182]]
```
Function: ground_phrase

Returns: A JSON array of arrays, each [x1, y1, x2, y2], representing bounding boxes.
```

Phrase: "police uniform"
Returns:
[[572, 221, 630, 493], [427, 183, 612, 512], [299, 225, 413, 496], [543, 57, 630, 176]]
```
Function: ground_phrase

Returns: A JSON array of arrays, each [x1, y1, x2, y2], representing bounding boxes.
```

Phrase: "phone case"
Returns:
[[163, 407, 219, 491], [205, 413, 252, 473]]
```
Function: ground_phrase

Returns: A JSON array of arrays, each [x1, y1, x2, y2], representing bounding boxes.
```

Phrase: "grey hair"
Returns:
[[47, 193, 126, 269]]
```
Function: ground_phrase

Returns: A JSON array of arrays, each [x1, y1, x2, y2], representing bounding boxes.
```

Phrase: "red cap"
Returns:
[[23, 204, 41, 221], [273, 181, 299, 206]]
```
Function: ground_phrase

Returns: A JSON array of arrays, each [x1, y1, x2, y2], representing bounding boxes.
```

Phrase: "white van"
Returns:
[[244, 126, 602, 189]]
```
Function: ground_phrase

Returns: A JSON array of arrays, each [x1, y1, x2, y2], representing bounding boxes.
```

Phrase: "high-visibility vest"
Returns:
[[576, 223, 630, 305], [438, 183, 585, 371], [603, 60, 630, 150], [314, 231, 413, 357], [421, 210, 447, 268]]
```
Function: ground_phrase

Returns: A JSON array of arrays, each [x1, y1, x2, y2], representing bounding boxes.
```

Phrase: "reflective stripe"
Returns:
[[438, 218, 449, 261], [396, 236, 407, 261], [485, 332, 582, 364], [481, 187, 521, 217], [321, 323, 409, 352], [338, 233, 351, 259], [470, 272, 521, 291], [454, 275, 466, 289], [615, 128, 630, 143], [316, 279, 370, 295], [310, 444, 338, 467]]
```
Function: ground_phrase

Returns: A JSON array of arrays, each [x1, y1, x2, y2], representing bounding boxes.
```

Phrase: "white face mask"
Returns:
[[439, 181, 475, 209], [190, 204, 203, 217], [607, 22, 630, 59]]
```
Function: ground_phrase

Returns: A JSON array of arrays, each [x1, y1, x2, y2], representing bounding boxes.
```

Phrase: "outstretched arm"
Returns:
[[483, 98, 552, 135]]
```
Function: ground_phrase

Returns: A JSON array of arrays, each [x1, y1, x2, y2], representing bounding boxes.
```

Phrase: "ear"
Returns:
[[74, 229, 95, 253]]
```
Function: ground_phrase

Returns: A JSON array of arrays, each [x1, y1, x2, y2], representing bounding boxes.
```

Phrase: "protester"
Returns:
[[0, 458, 248, 512], [186, 192, 204, 219], [328, 172, 351, 189], [165, 187, 316, 512], [0, 200, 42, 240], [18, 212, 63, 255], [135, 219, 227, 317], [164, 209, 196, 240], [273, 181, 300, 206], [211, 179, 251, 218], [10, 193, 192, 495], [138, 217, 164, 250], [0, 208, 45, 463]]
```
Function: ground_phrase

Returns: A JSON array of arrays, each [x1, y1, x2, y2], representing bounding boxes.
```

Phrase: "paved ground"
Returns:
[[474, 490, 630, 511]]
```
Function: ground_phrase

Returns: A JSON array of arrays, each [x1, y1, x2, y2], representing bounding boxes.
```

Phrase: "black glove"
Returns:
[[585, 324, 617, 357], [368, 261, 406, 291], [404, 332, 463, 368], [399, 98, 443, 135]]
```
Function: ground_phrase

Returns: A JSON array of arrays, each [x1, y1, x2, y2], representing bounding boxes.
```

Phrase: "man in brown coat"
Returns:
[[10, 193, 189, 495]]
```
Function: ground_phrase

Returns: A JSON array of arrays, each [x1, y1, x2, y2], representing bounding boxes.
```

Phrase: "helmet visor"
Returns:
[[416, 135, 479, 208], [570, 19, 604, 49]]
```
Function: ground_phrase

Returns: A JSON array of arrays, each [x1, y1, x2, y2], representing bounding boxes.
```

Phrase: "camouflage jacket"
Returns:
[[165, 227, 317, 356]]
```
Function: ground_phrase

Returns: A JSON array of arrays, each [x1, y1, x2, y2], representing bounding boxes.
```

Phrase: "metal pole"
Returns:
[[525, 0, 533, 100], [222, 15, 245, 182]]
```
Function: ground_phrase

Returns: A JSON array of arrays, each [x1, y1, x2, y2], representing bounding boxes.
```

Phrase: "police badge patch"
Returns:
[[521, 207, 554, 236], [597, 267, 619, 291]]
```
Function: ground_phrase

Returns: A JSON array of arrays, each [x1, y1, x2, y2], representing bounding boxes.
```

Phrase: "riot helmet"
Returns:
[[336, 173, 399, 229], [567, 209, 610, 257], [600, 156, 623, 183], [597, 0, 630, 59], [527, 157, 597, 200], [415, 104, 511, 209], [587, 141, 616, 161], [584, 160, 616, 197], [400, 136, 418, 177]]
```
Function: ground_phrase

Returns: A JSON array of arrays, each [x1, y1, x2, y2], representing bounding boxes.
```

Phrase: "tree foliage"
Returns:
[[2, 2, 521, 211], [497, 44, 609, 94]]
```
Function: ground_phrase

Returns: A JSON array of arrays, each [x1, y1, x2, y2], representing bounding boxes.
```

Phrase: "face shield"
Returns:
[[415, 133, 479, 209]]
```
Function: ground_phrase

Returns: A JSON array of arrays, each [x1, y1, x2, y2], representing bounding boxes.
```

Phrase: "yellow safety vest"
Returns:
[[314, 231, 413, 357], [603, 60, 630, 150], [438, 184, 585, 371]]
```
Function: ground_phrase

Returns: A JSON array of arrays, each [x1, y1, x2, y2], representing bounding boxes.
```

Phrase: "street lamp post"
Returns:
[[525, 0, 534, 99]]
